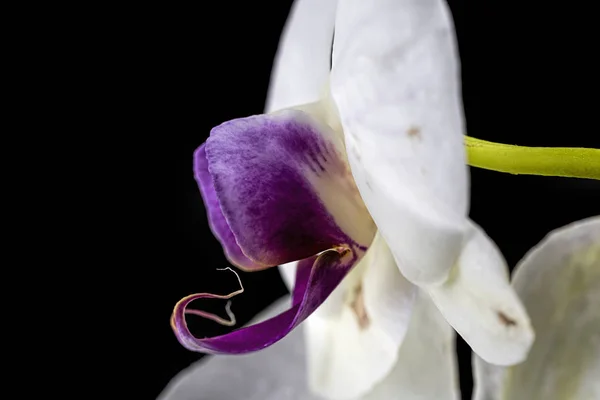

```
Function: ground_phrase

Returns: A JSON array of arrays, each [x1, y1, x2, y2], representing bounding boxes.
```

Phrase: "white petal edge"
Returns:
[[428, 220, 535, 366], [330, 0, 469, 285], [305, 232, 416, 400], [473, 216, 600, 400], [265, 0, 338, 113], [158, 296, 321, 400]]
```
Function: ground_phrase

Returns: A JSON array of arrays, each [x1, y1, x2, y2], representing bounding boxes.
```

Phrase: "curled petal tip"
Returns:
[[172, 247, 367, 355]]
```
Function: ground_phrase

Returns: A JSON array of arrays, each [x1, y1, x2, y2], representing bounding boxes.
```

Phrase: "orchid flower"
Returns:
[[163, 217, 600, 400], [170, 0, 535, 395], [166, 0, 599, 399]]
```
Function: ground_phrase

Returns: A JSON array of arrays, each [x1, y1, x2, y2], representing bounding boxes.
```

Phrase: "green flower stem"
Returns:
[[465, 136, 600, 180]]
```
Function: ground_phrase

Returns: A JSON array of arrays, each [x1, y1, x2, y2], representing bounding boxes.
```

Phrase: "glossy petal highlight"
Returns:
[[206, 109, 374, 267], [305, 233, 416, 399], [473, 217, 600, 400], [428, 221, 534, 366], [171, 247, 362, 355], [331, 0, 468, 285]]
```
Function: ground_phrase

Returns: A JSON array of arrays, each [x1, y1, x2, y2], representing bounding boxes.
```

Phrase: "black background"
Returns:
[[149, 1, 599, 399]]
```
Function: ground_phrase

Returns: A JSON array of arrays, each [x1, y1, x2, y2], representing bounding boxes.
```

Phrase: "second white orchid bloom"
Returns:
[[169, 0, 534, 399], [474, 217, 600, 400]]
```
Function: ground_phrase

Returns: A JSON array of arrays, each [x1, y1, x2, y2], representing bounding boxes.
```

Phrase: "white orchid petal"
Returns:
[[363, 289, 460, 400], [428, 221, 534, 366], [473, 217, 600, 400], [265, 0, 338, 113], [279, 260, 297, 290], [305, 233, 416, 400], [330, 0, 469, 285], [159, 297, 322, 400]]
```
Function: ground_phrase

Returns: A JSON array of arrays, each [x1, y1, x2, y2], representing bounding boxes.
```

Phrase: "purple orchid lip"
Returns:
[[173, 109, 373, 354], [203, 111, 363, 266], [171, 248, 358, 354]]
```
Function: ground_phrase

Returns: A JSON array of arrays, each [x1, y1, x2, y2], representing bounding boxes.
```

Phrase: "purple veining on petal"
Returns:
[[205, 110, 360, 267], [194, 145, 265, 271], [171, 246, 361, 354]]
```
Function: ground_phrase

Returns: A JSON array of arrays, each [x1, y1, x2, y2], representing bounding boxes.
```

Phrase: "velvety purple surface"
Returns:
[[175, 110, 367, 354], [171, 249, 357, 354], [204, 110, 353, 267], [194, 145, 265, 271]]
